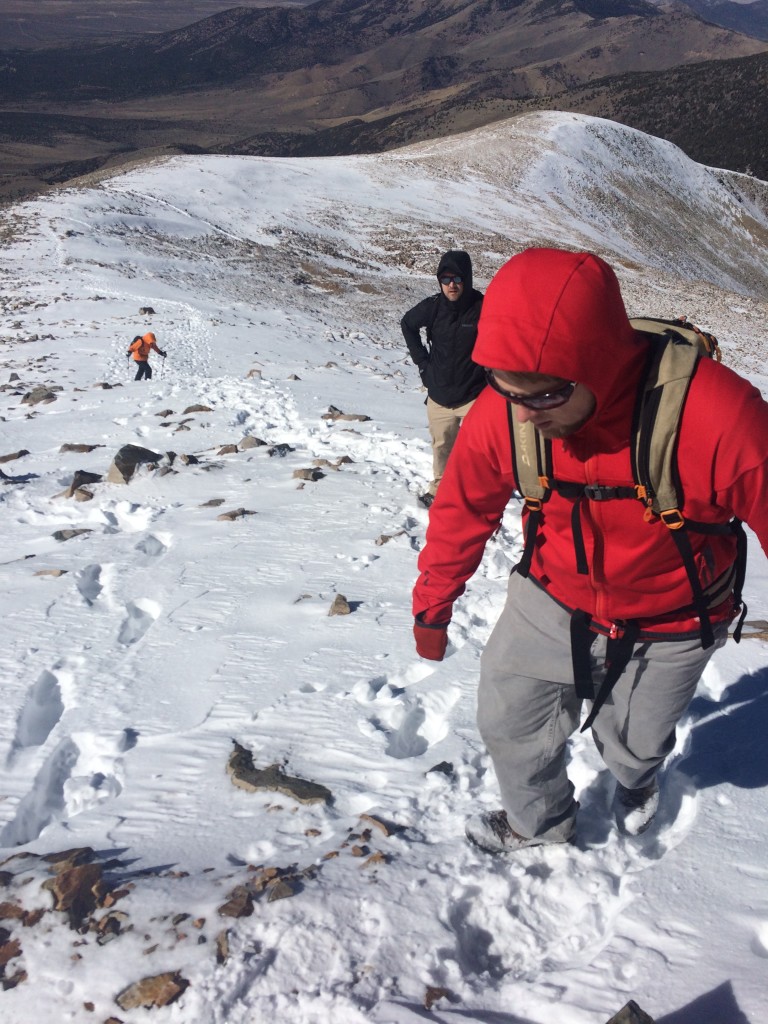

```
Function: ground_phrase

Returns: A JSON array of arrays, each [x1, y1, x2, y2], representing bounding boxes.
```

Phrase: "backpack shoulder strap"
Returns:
[[507, 405, 552, 577], [629, 318, 712, 521]]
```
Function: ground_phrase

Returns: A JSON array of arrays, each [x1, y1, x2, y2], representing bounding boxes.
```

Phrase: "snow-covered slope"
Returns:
[[0, 111, 767, 1024]]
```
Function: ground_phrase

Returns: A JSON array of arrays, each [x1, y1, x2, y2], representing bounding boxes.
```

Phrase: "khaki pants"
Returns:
[[426, 397, 475, 495], [477, 573, 727, 840]]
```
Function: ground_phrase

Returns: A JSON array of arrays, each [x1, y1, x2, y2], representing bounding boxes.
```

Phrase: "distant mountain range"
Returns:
[[1, 0, 767, 203], [663, 0, 768, 40]]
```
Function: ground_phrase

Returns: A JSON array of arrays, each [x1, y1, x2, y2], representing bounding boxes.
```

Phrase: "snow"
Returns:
[[0, 110, 767, 1024]]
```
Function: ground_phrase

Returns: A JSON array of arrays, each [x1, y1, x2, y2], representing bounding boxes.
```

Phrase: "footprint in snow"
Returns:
[[75, 563, 103, 605], [117, 598, 161, 645], [7, 668, 65, 761], [354, 666, 460, 760], [0, 727, 138, 846]]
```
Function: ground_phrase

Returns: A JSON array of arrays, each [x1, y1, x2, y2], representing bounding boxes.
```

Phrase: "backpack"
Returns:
[[509, 317, 747, 727]]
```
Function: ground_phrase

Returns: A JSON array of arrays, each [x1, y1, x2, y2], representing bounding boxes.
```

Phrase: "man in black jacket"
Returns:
[[401, 250, 485, 508]]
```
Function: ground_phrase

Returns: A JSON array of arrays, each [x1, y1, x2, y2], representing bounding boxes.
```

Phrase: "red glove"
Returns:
[[414, 615, 448, 661]]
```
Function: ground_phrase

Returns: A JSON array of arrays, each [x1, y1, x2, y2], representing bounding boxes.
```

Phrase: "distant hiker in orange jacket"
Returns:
[[127, 332, 166, 380]]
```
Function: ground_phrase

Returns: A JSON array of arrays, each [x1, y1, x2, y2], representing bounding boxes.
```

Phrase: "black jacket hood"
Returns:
[[436, 250, 473, 293]]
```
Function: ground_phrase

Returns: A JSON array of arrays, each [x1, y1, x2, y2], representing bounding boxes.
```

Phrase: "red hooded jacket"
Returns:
[[413, 249, 768, 638]]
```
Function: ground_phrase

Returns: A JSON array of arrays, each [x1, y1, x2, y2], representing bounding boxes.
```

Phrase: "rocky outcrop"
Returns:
[[227, 741, 332, 805], [321, 404, 371, 422], [106, 444, 162, 484], [606, 1002, 655, 1024]]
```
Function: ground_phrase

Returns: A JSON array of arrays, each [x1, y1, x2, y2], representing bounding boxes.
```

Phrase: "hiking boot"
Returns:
[[465, 809, 573, 855], [417, 492, 435, 509], [614, 781, 659, 836]]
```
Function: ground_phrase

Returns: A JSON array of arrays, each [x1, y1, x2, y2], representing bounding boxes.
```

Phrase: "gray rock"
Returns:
[[321, 405, 371, 422], [107, 445, 161, 484], [53, 528, 93, 542], [239, 435, 267, 449], [65, 470, 102, 497], [268, 443, 295, 458], [21, 386, 58, 406], [217, 885, 254, 919], [605, 1002, 656, 1024]]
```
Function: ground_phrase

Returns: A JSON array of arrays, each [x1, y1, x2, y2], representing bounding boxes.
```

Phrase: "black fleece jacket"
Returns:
[[400, 250, 485, 408]]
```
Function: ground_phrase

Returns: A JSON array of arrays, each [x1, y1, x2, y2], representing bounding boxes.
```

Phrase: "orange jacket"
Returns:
[[128, 333, 164, 361]]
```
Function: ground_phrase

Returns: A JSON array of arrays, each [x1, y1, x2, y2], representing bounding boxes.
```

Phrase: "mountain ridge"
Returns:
[[1, 0, 767, 203]]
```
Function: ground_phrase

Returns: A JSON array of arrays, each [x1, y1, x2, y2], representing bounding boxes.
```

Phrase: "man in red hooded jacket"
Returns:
[[412, 248, 768, 853]]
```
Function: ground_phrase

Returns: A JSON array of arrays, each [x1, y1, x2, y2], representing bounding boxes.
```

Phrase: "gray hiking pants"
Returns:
[[477, 572, 727, 841]]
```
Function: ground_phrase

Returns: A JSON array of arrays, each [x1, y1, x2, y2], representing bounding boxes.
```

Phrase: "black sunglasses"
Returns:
[[439, 274, 463, 285], [485, 370, 577, 410]]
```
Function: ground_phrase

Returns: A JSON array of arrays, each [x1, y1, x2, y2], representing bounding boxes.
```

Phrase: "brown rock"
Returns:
[[359, 813, 402, 837], [293, 468, 325, 481], [328, 594, 351, 616], [115, 971, 189, 1011], [216, 507, 257, 521], [375, 531, 406, 546], [0, 928, 22, 970], [0, 902, 25, 922], [0, 449, 29, 463], [239, 435, 267, 449], [43, 847, 95, 870], [217, 886, 254, 919], [215, 930, 230, 964], [216, 444, 239, 455], [41, 862, 103, 929], [424, 986, 450, 1011], [321, 405, 371, 422], [227, 741, 331, 805]]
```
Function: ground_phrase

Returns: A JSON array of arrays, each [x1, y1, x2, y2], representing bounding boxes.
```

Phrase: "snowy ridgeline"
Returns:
[[0, 111, 767, 1024]]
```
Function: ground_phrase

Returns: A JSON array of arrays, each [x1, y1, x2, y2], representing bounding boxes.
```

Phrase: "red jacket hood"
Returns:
[[473, 249, 646, 445]]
